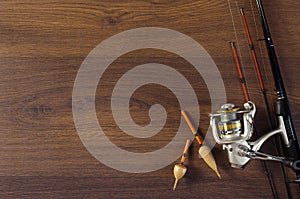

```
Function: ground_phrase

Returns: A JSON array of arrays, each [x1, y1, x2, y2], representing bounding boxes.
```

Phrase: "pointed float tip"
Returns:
[[173, 179, 178, 190], [216, 170, 222, 179]]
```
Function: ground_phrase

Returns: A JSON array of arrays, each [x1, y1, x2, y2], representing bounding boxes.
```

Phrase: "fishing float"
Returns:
[[181, 110, 221, 179], [173, 139, 190, 190]]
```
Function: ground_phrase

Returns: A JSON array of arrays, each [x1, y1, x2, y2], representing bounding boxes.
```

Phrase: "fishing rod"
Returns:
[[240, 5, 294, 197], [230, 41, 279, 199], [209, 0, 300, 186], [255, 0, 300, 179], [239, 8, 272, 125], [229, 41, 250, 102]]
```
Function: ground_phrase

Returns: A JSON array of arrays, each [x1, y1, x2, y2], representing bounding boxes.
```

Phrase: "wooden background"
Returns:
[[0, 0, 299, 198]]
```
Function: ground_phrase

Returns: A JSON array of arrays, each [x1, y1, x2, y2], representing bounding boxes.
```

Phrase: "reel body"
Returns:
[[210, 102, 256, 168], [210, 101, 299, 170]]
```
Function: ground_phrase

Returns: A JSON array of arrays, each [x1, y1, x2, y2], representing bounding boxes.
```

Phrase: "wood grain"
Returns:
[[0, 0, 299, 198]]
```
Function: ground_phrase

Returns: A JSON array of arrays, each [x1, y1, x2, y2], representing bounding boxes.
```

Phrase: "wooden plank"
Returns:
[[0, 0, 299, 198]]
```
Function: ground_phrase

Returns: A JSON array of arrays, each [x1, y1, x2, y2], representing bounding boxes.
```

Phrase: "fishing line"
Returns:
[[236, 1, 279, 198], [249, 0, 271, 88], [227, 0, 249, 94]]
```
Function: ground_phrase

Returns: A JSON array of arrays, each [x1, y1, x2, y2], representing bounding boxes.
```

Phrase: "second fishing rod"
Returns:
[[239, 6, 293, 198], [229, 40, 279, 199], [256, 0, 300, 180]]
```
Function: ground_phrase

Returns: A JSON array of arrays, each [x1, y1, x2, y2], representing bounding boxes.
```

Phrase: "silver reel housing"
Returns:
[[210, 102, 256, 168], [210, 101, 290, 169], [210, 102, 255, 144]]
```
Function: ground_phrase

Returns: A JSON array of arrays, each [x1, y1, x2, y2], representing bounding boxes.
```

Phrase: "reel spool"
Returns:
[[210, 102, 256, 145], [216, 104, 242, 140]]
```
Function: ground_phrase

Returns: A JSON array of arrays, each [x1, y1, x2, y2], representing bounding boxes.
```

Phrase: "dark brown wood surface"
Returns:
[[0, 0, 299, 198]]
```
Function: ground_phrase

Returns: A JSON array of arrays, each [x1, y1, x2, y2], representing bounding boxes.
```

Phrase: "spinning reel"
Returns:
[[210, 101, 300, 171]]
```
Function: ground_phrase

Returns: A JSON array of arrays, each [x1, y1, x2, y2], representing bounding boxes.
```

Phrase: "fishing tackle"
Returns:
[[172, 111, 221, 190], [229, 41, 249, 102], [209, 1, 300, 186], [210, 101, 300, 172], [240, 5, 289, 197], [173, 139, 190, 190], [230, 40, 279, 198], [255, 0, 300, 182], [181, 110, 221, 178], [172, 1, 300, 196]]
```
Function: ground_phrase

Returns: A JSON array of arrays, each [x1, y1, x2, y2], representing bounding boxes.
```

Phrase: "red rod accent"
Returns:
[[240, 8, 265, 92], [230, 41, 250, 102]]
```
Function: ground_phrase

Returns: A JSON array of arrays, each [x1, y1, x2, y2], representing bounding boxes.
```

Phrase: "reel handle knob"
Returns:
[[291, 160, 300, 172]]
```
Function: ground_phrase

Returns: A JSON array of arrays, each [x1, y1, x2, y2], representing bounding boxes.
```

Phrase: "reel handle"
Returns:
[[237, 144, 300, 172]]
